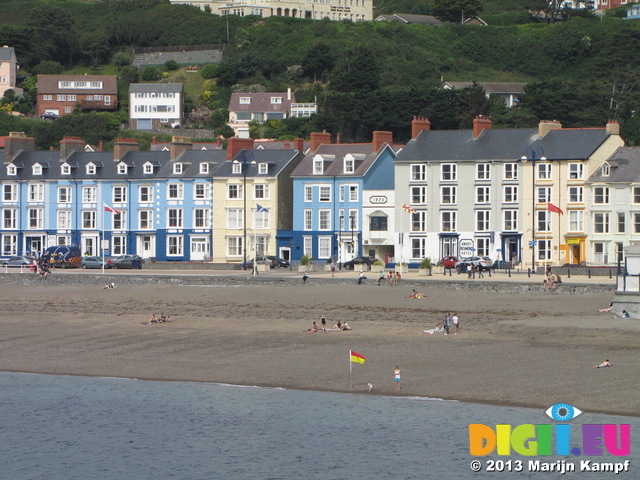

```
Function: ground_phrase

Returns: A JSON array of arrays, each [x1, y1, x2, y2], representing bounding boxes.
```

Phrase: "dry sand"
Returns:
[[0, 281, 637, 417]]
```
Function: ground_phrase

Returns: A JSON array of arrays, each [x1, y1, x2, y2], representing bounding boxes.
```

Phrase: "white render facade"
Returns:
[[129, 84, 184, 130]]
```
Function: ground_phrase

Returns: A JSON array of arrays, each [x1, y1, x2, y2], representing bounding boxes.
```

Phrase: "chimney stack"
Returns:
[[59, 136, 85, 162], [113, 138, 139, 161], [473, 115, 492, 139], [310, 132, 331, 153], [411, 117, 431, 139], [4, 132, 35, 163], [538, 120, 562, 137], [170, 136, 192, 161], [606, 120, 620, 136], [372, 131, 393, 152], [226, 137, 255, 161], [294, 137, 304, 152]]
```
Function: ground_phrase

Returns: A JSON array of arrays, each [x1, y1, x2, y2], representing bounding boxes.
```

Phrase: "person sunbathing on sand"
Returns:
[[598, 302, 613, 312], [593, 359, 612, 368], [306, 321, 318, 332], [340, 321, 350, 330]]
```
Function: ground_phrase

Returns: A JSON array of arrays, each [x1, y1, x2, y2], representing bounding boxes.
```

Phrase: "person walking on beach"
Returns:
[[394, 366, 401, 390], [443, 314, 451, 335], [330, 260, 336, 277], [320, 315, 327, 332], [452, 313, 459, 334]]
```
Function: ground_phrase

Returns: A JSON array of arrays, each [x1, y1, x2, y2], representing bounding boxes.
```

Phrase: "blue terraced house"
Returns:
[[281, 131, 398, 266]]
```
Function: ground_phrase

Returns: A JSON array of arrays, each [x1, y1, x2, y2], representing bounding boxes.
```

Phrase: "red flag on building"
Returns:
[[547, 203, 563, 214]]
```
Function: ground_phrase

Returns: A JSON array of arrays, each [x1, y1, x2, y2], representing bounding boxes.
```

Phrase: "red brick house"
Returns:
[[36, 74, 118, 117]]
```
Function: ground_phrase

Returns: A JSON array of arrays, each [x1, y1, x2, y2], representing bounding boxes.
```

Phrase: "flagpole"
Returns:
[[102, 203, 105, 275], [349, 350, 352, 390]]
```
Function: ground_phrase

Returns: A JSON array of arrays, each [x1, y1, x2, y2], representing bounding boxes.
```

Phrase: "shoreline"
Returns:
[[0, 282, 636, 417]]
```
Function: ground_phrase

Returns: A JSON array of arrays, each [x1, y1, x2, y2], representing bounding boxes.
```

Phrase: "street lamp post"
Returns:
[[233, 151, 255, 270], [521, 148, 546, 274]]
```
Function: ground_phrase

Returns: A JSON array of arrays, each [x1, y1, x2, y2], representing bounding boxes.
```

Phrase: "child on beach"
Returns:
[[593, 360, 612, 368]]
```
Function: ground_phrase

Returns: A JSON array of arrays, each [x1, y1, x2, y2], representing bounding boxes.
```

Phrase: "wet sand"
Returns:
[[0, 282, 636, 417]]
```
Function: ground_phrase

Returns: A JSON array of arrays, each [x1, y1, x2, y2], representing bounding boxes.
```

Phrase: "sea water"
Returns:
[[0, 372, 637, 479]]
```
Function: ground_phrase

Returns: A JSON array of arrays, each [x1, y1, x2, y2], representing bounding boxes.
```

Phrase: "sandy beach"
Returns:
[[0, 279, 636, 417]]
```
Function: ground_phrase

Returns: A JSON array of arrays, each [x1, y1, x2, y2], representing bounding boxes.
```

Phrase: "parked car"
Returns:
[[440, 256, 459, 269], [81, 256, 111, 269], [41, 112, 59, 120], [454, 256, 494, 273], [343, 256, 377, 270], [265, 255, 290, 268], [242, 256, 277, 269], [108, 254, 145, 269], [0, 255, 34, 266]]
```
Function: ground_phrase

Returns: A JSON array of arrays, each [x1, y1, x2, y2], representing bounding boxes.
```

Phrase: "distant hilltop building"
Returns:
[[170, 0, 373, 21]]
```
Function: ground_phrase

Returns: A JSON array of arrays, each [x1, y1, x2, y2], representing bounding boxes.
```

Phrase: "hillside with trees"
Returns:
[[1, 0, 640, 148]]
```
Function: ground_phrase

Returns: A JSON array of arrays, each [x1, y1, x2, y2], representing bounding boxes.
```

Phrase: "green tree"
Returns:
[[433, 0, 485, 23], [31, 61, 64, 75], [330, 45, 379, 93], [141, 66, 161, 81], [302, 42, 334, 83], [164, 60, 179, 71]]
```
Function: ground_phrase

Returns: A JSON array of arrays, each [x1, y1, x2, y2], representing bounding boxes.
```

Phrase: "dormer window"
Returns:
[[7, 164, 17, 176], [86, 163, 96, 175], [602, 163, 610, 176], [33, 164, 43, 175], [200, 163, 209, 174], [232, 162, 242, 174], [173, 163, 183, 174], [143, 162, 153, 174], [117, 163, 128, 175], [239, 97, 251, 104], [313, 156, 324, 175], [344, 156, 354, 174], [271, 96, 282, 104], [258, 163, 268, 174], [61, 164, 71, 175]]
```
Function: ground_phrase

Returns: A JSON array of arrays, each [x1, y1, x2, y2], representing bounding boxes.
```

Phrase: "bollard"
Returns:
[[508, 268, 511, 278], [488, 268, 492, 277], [609, 269, 612, 279], [588, 268, 591, 279], [444, 267, 447, 276], [449, 268, 452, 277], [528, 268, 531, 278], [567, 268, 571, 279]]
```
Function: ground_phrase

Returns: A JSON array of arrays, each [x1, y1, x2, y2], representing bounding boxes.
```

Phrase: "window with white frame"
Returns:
[[568, 210, 584, 232], [537, 239, 552, 261], [61, 164, 71, 175], [226, 209, 243, 229], [3, 184, 17, 201], [258, 163, 268, 174], [304, 185, 312, 202], [254, 208, 269, 229], [139, 186, 154, 203], [3, 208, 17, 229], [199, 163, 209, 174], [227, 184, 242, 200], [168, 209, 183, 228], [411, 211, 427, 232], [82, 186, 96, 203], [568, 186, 583, 203], [139, 210, 153, 229], [318, 237, 331, 259], [411, 186, 427, 205], [634, 213, 640, 233], [339, 185, 345, 202], [476, 210, 490, 231], [82, 211, 96, 229], [232, 162, 242, 174], [503, 210, 518, 231], [169, 184, 184, 200], [168, 236, 184, 256], [441, 164, 456, 181], [568, 163, 584, 180], [537, 210, 551, 232], [593, 242, 605, 263], [344, 157, 354, 173], [304, 209, 312, 230], [113, 212, 126, 230], [58, 186, 71, 203], [537, 187, 551, 204], [602, 163, 610, 176], [239, 97, 251, 104], [7, 165, 16, 176], [348, 210, 358, 230], [144, 163, 153, 174], [43, 95, 52, 101], [370, 214, 387, 231], [2, 234, 17, 255], [537, 163, 552, 180], [504, 163, 518, 180], [441, 211, 456, 232], [28, 184, 44, 202], [254, 184, 269, 199], [113, 186, 127, 203], [57, 210, 71, 229], [618, 212, 625, 233], [594, 212, 609, 233], [349, 185, 358, 202], [117, 163, 128, 174], [194, 208, 210, 228], [503, 186, 518, 203], [313, 158, 324, 175], [86, 163, 96, 175], [476, 237, 489, 257], [476, 163, 490, 180], [303, 237, 312, 258], [476, 186, 490, 204], [270, 96, 282, 104], [594, 187, 609, 204], [339, 209, 345, 230], [195, 183, 211, 199], [112, 236, 126, 255], [319, 186, 331, 202], [173, 163, 183, 174], [319, 210, 331, 230], [33, 164, 42, 175], [634, 187, 640, 204], [441, 186, 457, 204], [412, 237, 427, 259], [411, 164, 426, 181]]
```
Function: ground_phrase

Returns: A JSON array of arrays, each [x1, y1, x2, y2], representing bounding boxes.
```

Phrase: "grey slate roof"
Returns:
[[0, 46, 15, 62], [155, 150, 226, 179], [129, 83, 184, 93], [228, 92, 295, 114], [214, 149, 300, 178], [36, 74, 118, 95], [375, 14, 443, 25], [291, 144, 382, 177], [587, 147, 640, 184], [395, 128, 612, 163]]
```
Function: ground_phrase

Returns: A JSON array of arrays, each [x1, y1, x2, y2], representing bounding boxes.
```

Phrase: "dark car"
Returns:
[[81, 256, 111, 269], [440, 256, 459, 269], [243, 255, 289, 269], [108, 254, 145, 269], [265, 255, 289, 268], [343, 256, 377, 270], [1, 255, 35, 266], [41, 112, 59, 120]]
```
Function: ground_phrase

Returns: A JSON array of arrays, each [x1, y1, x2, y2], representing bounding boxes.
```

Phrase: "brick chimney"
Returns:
[[411, 117, 431, 139], [473, 115, 492, 138], [310, 132, 331, 153], [4, 132, 35, 163], [113, 138, 139, 161], [294, 137, 304, 152], [170, 136, 192, 161], [538, 120, 562, 137], [59, 136, 85, 161], [217, 135, 222, 148], [99, 140, 103, 152], [372, 131, 393, 152], [606, 120, 620, 135], [226, 137, 255, 161]]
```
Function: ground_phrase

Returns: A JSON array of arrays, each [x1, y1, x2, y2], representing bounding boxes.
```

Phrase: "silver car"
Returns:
[[1, 255, 35, 266], [454, 256, 494, 271]]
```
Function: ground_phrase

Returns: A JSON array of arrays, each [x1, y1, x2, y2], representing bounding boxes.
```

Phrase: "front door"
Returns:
[[82, 236, 98, 256], [26, 237, 42, 256], [137, 235, 155, 259], [190, 237, 209, 261]]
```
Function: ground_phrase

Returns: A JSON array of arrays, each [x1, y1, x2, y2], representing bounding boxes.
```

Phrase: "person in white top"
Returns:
[[452, 314, 459, 334]]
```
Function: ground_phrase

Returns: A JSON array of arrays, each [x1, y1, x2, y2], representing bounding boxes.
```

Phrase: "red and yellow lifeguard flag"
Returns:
[[350, 350, 365, 364]]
